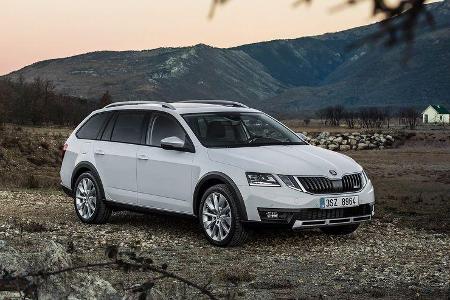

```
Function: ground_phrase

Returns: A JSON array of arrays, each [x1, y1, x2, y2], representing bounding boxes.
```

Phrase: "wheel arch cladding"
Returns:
[[193, 172, 248, 220], [71, 161, 105, 199]]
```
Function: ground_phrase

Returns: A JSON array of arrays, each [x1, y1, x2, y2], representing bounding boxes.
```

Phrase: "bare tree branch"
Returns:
[[209, 0, 435, 46], [0, 252, 219, 300]]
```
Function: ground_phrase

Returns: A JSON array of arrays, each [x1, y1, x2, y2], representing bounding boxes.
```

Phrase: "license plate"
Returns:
[[320, 196, 359, 209]]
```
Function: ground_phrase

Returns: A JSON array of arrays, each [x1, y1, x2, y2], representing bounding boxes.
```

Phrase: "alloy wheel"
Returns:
[[75, 178, 97, 220], [202, 192, 232, 242]]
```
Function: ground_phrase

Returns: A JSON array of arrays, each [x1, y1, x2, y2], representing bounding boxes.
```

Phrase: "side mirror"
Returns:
[[160, 136, 186, 151]]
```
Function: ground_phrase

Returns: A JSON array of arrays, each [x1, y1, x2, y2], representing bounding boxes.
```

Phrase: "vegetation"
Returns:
[[0, 77, 95, 126], [317, 105, 420, 129]]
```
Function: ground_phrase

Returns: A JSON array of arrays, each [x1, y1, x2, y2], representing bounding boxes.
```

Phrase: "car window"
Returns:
[[76, 112, 110, 140], [111, 111, 146, 144], [100, 113, 116, 141], [183, 112, 306, 148], [148, 114, 186, 147]]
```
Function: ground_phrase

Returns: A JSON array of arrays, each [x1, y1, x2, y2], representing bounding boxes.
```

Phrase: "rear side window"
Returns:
[[76, 112, 110, 140], [100, 113, 116, 141], [111, 112, 146, 144]]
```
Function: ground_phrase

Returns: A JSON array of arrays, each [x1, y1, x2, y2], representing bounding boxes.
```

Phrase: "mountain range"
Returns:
[[4, 0, 450, 115]]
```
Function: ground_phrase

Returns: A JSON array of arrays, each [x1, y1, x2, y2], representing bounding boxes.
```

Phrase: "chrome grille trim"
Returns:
[[295, 173, 363, 194]]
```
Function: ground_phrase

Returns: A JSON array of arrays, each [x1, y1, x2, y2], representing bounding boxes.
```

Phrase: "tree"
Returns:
[[99, 91, 112, 108], [399, 107, 420, 130], [0, 78, 95, 126]]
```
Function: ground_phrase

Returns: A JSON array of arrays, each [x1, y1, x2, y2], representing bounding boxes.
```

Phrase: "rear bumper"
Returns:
[[254, 203, 374, 229]]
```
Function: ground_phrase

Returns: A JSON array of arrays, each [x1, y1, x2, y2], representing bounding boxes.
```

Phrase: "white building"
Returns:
[[422, 105, 450, 124]]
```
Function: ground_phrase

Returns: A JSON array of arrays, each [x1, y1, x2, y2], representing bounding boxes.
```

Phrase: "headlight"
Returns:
[[361, 170, 369, 187], [277, 174, 304, 191], [246, 172, 280, 187]]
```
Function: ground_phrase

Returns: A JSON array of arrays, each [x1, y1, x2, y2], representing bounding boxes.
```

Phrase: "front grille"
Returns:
[[294, 204, 372, 221], [297, 173, 363, 194]]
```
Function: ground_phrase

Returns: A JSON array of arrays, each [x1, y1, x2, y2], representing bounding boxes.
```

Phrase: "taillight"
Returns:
[[61, 143, 68, 160]]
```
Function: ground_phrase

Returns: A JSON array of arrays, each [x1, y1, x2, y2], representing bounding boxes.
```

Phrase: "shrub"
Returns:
[[40, 141, 50, 150], [24, 174, 40, 189]]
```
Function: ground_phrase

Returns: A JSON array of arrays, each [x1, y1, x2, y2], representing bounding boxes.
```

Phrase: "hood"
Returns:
[[207, 145, 362, 177]]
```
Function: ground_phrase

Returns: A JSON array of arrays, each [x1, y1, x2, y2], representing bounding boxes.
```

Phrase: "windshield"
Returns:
[[182, 112, 307, 148]]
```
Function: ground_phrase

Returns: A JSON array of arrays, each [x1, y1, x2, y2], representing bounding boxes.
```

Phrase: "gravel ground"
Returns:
[[0, 190, 448, 299]]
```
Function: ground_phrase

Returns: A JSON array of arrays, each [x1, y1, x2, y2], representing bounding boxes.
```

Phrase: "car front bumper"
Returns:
[[256, 203, 374, 228], [239, 179, 375, 228]]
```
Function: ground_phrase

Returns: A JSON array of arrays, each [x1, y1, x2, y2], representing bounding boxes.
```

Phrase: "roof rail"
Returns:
[[105, 101, 175, 110], [178, 100, 249, 108]]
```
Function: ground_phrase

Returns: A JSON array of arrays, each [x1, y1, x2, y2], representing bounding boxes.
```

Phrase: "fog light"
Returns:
[[266, 211, 279, 219]]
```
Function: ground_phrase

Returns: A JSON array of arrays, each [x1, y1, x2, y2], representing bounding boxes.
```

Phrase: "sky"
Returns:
[[0, 0, 386, 75]]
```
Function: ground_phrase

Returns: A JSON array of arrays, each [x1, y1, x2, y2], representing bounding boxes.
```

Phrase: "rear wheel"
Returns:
[[320, 224, 359, 235], [74, 172, 111, 224], [199, 184, 248, 247]]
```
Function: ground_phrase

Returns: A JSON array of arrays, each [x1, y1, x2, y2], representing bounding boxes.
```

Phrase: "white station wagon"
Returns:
[[60, 100, 375, 246]]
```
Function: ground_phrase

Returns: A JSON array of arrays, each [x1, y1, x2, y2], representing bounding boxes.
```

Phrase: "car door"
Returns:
[[94, 110, 147, 205], [137, 111, 195, 214]]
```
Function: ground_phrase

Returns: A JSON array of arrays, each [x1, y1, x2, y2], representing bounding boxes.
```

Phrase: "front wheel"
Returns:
[[199, 184, 248, 247], [320, 223, 359, 235]]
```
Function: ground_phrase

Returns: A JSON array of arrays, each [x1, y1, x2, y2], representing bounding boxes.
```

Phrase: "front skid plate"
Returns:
[[292, 215, 372, 229]]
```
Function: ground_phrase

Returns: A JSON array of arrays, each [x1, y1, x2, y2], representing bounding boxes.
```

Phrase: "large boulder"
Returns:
[[0, 241, 119, 300]]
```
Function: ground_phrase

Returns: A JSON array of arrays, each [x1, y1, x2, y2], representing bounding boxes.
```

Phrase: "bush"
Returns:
[[40, 141, 50, 150], [24, 174, 40, 189]]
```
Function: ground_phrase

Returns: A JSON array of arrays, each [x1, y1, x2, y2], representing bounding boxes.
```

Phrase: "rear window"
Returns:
[[111, 112, 146, 144], [76, 112, 110, 140]]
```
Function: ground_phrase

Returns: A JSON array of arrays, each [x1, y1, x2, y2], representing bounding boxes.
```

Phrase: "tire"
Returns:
[[198, 184, 248, 247], [73, 171, 112, 224], [320, 223, 359, 235]]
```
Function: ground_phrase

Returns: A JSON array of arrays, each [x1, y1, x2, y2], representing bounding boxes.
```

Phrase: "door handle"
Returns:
[[94, 149, 105, 155], [137, 154, 149, 160]]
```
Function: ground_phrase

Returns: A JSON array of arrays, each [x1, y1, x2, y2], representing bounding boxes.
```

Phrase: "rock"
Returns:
[[350, 139, 357, 146], [379, 146, 385, 150], [317, 132, 329, 140], [368, 143, 377, 149], [333, 137, 343, 143], [328, 144, 339, 151], [340, 145, 351, 151], [0, 242, 120, 300], [341, 139, 348, 145], [0, 240, 6, 249], [357, 143, 368, 150]]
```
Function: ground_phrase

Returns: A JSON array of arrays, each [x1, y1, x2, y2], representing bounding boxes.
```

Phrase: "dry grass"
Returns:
[[0, 124, 72, 189]]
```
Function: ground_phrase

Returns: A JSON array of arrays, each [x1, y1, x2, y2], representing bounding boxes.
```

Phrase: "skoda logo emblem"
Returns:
[[329, 170, 337, 176]]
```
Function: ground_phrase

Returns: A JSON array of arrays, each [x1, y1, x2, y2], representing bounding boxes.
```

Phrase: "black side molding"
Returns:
[[193, 172, 248, 221], [61, 184, 73, 197]]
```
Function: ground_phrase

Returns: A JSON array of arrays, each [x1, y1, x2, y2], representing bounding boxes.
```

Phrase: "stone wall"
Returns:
[[299, 132, 396, 151]]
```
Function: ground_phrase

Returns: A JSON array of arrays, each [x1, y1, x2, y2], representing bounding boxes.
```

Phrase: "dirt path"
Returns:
[[0, 190, 448, 299]]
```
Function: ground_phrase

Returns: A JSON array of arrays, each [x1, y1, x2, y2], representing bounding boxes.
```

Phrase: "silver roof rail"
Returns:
[[105, 101, 175, 110], [178, 100, 249, 108]]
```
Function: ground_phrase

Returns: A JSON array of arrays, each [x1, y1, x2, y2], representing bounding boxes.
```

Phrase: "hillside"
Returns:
[[4, 0, 450, 114]]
